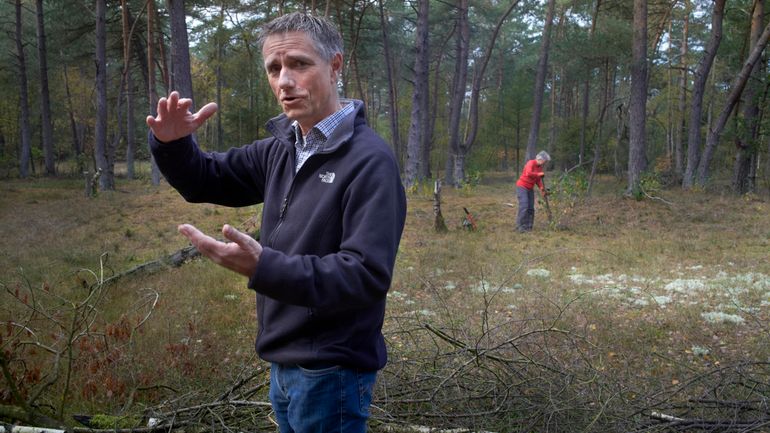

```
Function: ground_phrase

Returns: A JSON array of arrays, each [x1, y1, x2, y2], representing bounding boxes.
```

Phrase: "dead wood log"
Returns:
[[102, 244, 199, 286], [0, 404, 64, 430]]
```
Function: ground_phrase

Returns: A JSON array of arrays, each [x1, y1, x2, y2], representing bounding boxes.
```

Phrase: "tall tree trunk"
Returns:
[[378, 0, 401, 163], [35, 0, 55, 175], [127, 72, 136, 180], [447, 0, 470, 186], [121, 0, 135, 179], [457, 0, 520, 175], [697, 18, 770, 187], [587, 58, 611, 196], [614, 101, 624, 179], [404, 0, 429, 187], [167, 0, 198, 148], [580, 0, 603, 169], [525, 0, 556, 161], [215, 4, 225, 151], [63, 68, 83, 161], [675, 0, 689, 176], [128, 6, 149, 98], [548, 72, 557, 155], [498, 65, 508, 171], [682, 0, 725, 189], [416, 0, 432, 182], [148, 0, 161, 185], [343, 1, 373, 118], [731, 0, 764, 194], [168, 0, 194, 100], [95, 0, 113, 190], [579, 77, 589, 166], [14, 0, 32, 179], [627, 0, 648, 195]]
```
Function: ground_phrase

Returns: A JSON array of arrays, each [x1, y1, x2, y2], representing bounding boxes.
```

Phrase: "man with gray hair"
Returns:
[[146, 12, 406, 433], [515, 151, 550, 232]]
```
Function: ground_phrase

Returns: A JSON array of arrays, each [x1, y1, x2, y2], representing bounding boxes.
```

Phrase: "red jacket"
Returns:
[[516, 159, 545, 190]]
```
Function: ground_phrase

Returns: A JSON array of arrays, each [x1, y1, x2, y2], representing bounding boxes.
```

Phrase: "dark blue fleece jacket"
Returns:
[[150, 101, 406, 371]]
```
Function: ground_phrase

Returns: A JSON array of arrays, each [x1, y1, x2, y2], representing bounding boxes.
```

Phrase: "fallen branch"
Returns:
[[373, 422, 497, 433], [0, 405, 63, 431], [102, 245, 199, 286]]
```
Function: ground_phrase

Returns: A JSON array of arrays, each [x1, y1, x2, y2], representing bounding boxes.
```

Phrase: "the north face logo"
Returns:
[[319, 171, 336, 184]]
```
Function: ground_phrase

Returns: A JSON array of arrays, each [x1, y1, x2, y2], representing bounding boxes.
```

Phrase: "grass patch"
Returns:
[[1, 174, 769, 431]]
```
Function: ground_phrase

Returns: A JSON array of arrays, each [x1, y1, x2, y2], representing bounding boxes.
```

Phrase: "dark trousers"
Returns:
[[516, 186, 535, 232]]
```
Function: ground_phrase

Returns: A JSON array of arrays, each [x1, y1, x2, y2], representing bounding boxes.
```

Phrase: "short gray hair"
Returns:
[[536, 151, 551, 162], [258, 12, 343, 62]]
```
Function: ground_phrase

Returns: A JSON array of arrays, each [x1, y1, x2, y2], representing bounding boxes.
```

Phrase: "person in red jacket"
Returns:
[[515, 151, 551, 232]]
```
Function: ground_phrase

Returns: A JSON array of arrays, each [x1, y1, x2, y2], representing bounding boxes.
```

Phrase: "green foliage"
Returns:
[[635, 171, 663, 201], [406, 179, 437, 199], [541, 169, 589, 226], [557, 169, 589, 199], [458, 171, 482, 195]]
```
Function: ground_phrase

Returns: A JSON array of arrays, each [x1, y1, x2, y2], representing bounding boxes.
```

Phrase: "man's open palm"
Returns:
[[146, 91, 218, 143]]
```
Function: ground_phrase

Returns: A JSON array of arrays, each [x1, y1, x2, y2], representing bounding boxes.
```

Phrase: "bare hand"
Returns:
[[146, 91, 218, 143], [178, 223, 262, 277]]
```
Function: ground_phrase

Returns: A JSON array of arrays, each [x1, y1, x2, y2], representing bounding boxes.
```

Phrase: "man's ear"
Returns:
[[330, 52, 343, 80]]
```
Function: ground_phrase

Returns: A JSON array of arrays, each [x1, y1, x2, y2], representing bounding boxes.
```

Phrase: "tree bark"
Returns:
[[404, 0, 429, 187], [148, 0, 161, 185], [697, 18, 770, 187], [627, 0, 648, 195], [682, 0, 725, 189], [95, 0, 113, 190], [675, 0, 689, 176], [457, 0, 520, 176], [121, 0, 136, 179], [578, 0, 607, 170], [447, 0, 470, 186], [168, 0, 194, 101], [731, 0, 764, 194], [587, 59, 611, 196], [378, 0, 401, 163], [63, 67, 83, 161], [216, 9, 224, 151], [14, 0, 32, 179], [525, 0, 556, 161], [127, 73, 136, 180], [35, 0, 55, 175]]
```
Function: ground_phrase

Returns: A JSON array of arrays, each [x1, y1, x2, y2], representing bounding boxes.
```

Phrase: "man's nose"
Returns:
[[278, 68, 295, 88]]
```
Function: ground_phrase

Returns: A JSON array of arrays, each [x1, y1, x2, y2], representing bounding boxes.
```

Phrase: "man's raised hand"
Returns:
[[146, 91, 218, 143]]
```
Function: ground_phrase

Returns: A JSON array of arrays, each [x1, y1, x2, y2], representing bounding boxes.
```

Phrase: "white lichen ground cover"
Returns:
[[566, 265, 770, 325], [389, 264, 770, 328]]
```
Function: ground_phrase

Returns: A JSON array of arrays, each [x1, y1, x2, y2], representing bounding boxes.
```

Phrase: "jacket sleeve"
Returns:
[[149, 133, 267, 207], [535, 170, 544, 190]]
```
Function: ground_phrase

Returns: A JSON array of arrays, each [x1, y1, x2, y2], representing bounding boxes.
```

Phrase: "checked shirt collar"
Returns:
[[292, 100, 355, 173]]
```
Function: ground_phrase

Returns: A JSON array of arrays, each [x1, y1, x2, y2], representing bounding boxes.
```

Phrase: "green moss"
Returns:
[[89, 414, 141, 429]]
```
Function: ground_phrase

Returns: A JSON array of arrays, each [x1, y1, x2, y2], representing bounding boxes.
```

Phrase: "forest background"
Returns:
[[1, 0, 770, 432]]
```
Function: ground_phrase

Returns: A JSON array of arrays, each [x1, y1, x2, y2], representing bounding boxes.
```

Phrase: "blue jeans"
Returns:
[[516, 186, 535, 231], [269, 363, 377, 433]]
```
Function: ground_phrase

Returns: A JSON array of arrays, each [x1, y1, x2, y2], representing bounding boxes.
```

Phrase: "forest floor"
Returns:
[[1, 172, 769, 432]]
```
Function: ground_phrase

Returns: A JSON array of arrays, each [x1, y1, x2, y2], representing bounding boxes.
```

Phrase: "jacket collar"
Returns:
[[266, 99, 365, 154]]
